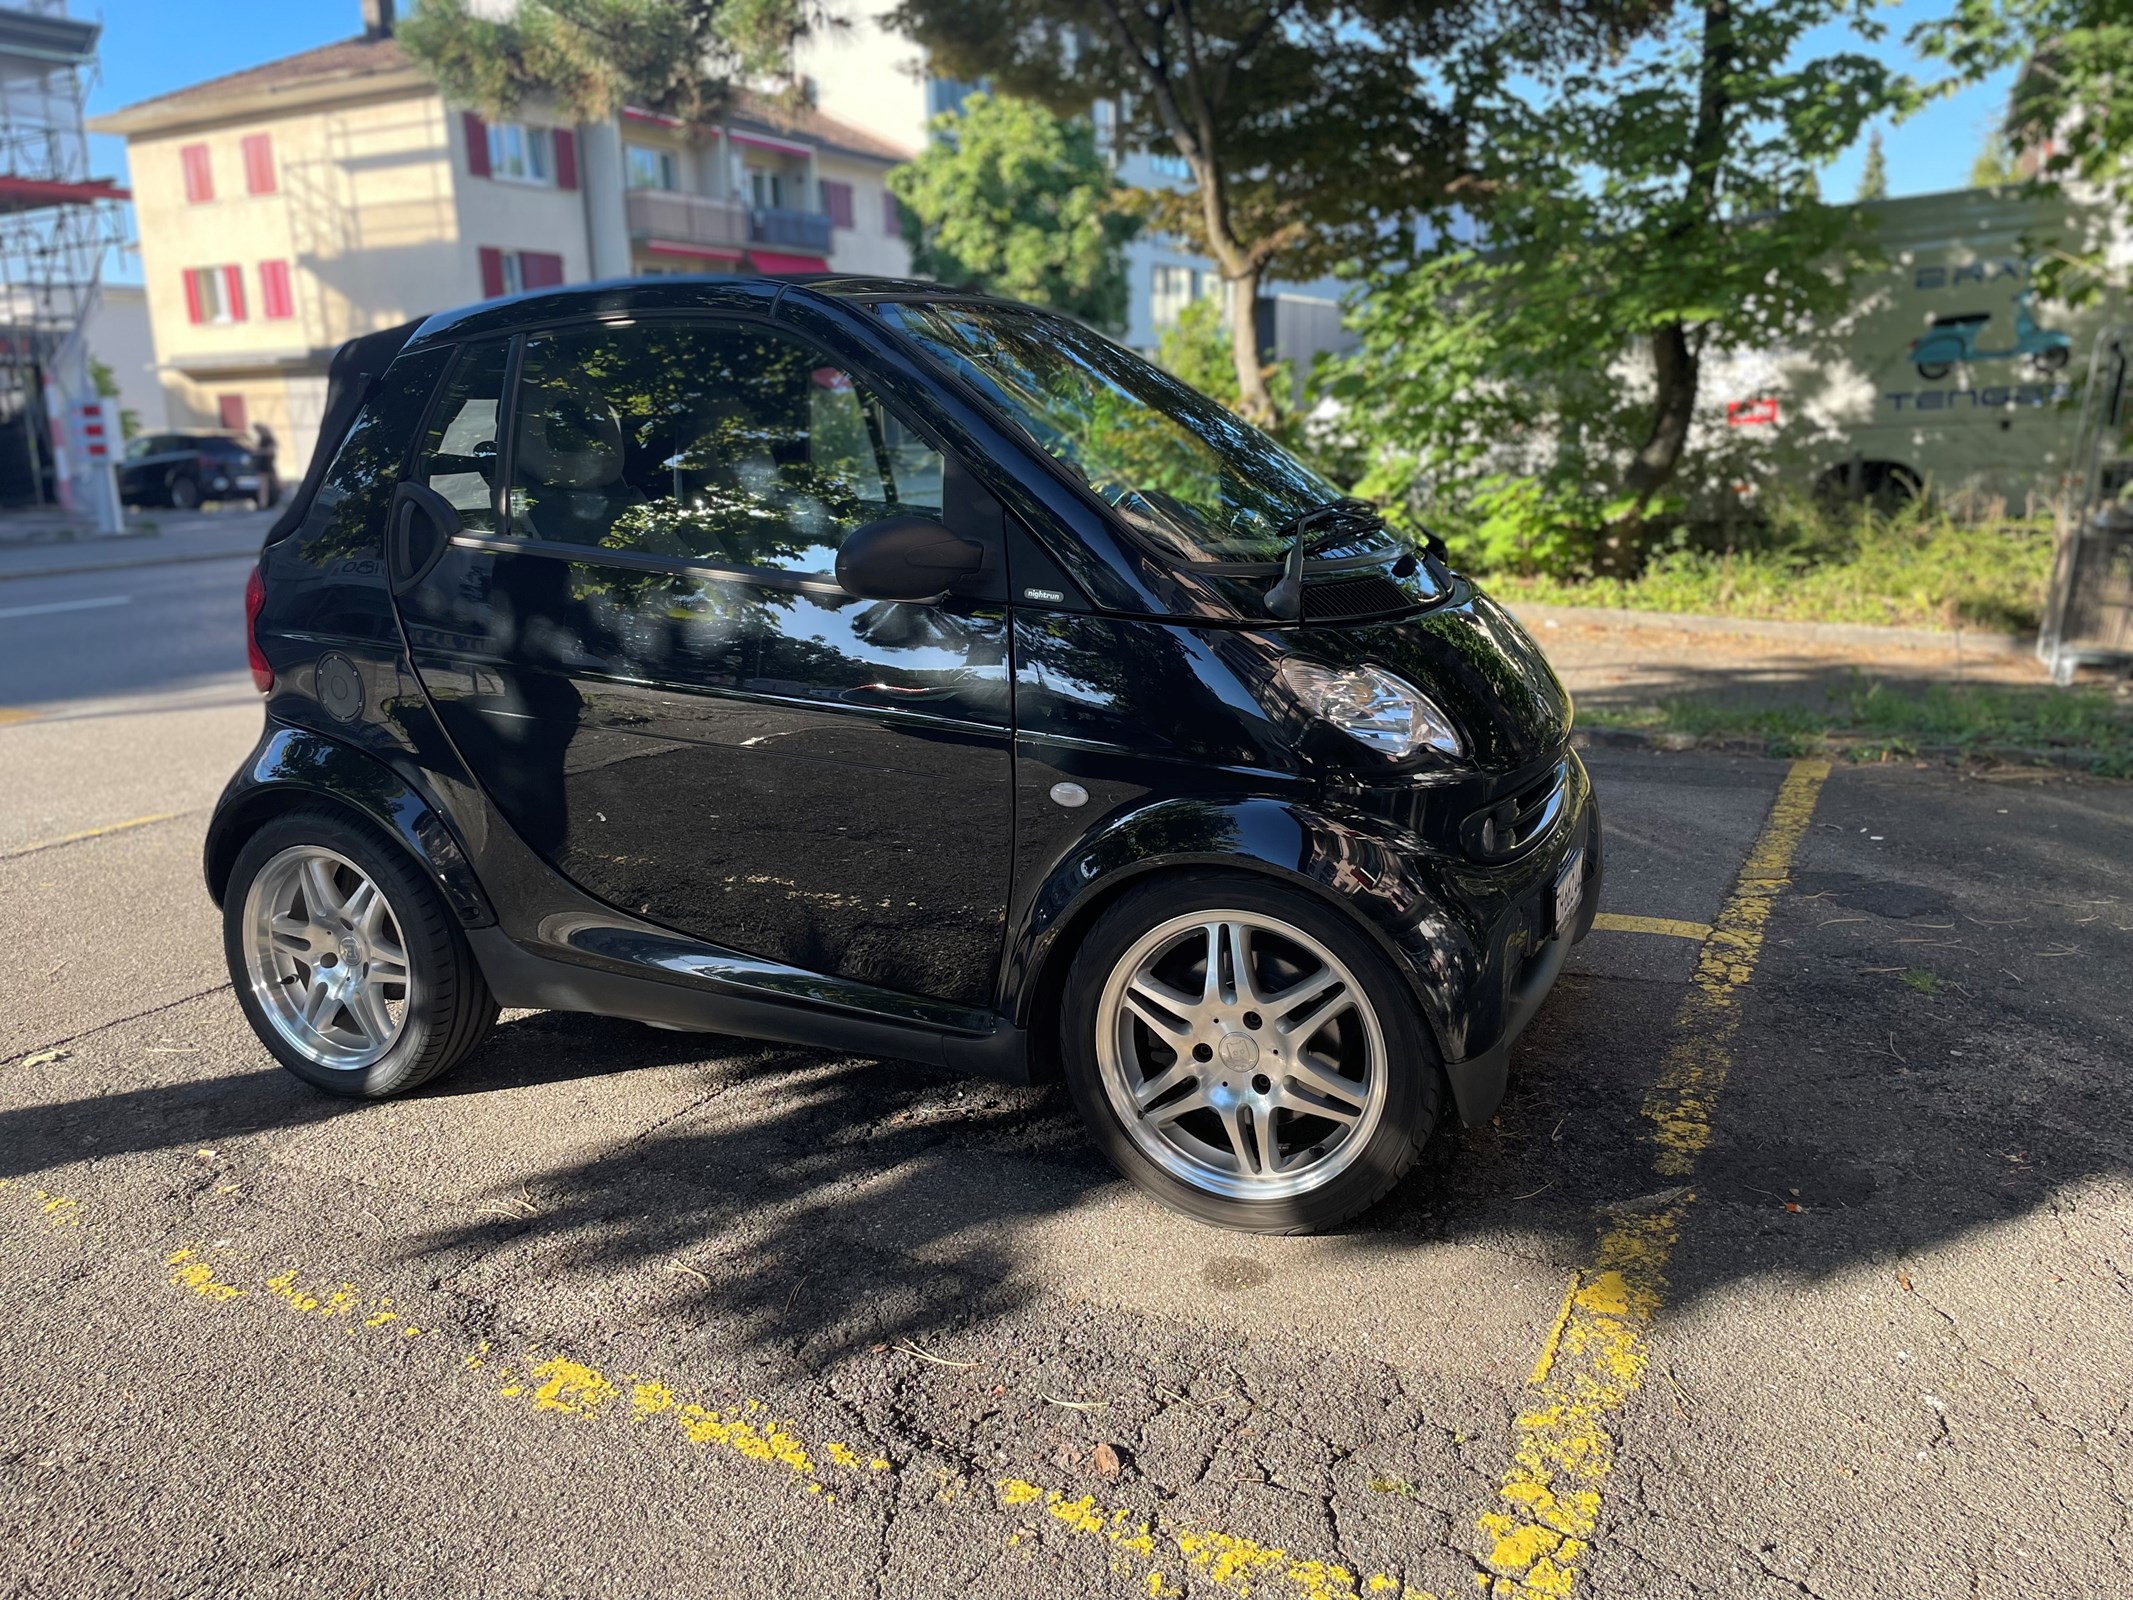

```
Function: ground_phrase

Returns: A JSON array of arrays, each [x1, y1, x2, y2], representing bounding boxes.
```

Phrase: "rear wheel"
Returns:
[[1060, 874, 1442, 1233], [225, 808, 495, 1097]]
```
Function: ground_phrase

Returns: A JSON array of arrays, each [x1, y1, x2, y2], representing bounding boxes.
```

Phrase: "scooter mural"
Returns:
[[1911, 286, 2072, 380]]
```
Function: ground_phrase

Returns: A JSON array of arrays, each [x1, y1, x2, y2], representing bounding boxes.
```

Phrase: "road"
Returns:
[[2, 540, 2128, 1600]]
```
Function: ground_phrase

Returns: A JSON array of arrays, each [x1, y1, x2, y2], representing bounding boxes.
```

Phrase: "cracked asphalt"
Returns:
[[2, 550, 2128, 1599]]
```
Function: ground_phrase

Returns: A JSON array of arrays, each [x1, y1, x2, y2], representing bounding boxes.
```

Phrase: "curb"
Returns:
[[1574, 725, 2114, 777], [1511, 601, 2033, 658], [0, 544, 261, 583]]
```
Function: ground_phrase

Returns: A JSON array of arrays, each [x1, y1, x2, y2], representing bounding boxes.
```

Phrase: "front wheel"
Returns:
[[225, 807, 496, 1097], [168, 474, 200, 510], [1059, 874, 1443, 1233]]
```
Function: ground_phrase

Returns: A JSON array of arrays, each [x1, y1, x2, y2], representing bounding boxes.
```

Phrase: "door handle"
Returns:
[[388, 481, 462, 596]]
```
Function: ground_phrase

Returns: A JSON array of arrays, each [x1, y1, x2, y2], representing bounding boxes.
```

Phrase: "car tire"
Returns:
[[168, 475, 200, 510], [1059, 872, 1443, 1234], [224, 806, 496, 1099]]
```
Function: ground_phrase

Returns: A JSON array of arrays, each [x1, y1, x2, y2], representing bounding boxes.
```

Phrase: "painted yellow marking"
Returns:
[[2, 809, 192, 860], [1588, 912, 1713, 942], [0, 706, 37, 727], [997, 1481, 1431, 1600], [6, 1187, 1440, 1600], [1476, 758, 1831, 1599]]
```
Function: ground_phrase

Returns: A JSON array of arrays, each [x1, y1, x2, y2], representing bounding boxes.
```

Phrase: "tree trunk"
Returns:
[[1604, 321, 1698, 570], [1226, 264, 1274, 425]]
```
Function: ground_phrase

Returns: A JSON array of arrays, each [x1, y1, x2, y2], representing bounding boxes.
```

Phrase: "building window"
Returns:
[[241, 133, 275, 196], [479, 246, 566, 298], [486, 122, 554, 184], [625, 144, 680, 191], [259, 259, 295, 321], [1147, 151, 1191, 181], [183, 265, 245, 325], [1150, 264, 1198, 329], [180, 142, 213, 204], [820, 180, 854, 229], [747, 167, 788, 210], [882, 190, 901, 236]]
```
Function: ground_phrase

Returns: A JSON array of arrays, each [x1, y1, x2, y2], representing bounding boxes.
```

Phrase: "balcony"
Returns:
[[749, 206, 833, 254], [624, 188, 750, 254]]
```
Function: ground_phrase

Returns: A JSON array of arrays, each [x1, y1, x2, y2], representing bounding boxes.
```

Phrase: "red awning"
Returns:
[[0, 174, 127, 215], [644, 239, 744, 262], [748, 251, 830, 274]]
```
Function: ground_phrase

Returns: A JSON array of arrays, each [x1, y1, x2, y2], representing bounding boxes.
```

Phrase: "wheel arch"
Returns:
[[1006, 797, 1461, 1083], [206, 725, 494, 929]]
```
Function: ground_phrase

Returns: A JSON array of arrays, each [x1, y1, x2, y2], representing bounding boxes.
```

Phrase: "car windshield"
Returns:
[[877, 299, 1396, 566]]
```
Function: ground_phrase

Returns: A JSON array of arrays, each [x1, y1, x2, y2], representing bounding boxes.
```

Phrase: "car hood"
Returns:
[[1277, 579, 1572, 773]]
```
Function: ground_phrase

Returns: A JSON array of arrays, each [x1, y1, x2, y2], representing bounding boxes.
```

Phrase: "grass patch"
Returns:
[[1900, 969, 1938, 995], [1480, 503, 2056, 633], [1584, 677, 2133, 776]]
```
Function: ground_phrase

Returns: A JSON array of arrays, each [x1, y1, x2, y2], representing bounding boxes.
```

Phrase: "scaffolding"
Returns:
[[0, 0, 128, 515]]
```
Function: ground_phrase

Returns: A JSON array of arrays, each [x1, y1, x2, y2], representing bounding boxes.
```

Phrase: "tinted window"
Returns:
[[506, 319, 943, 573], [414, 342, 508, 535], [291, 342, 452, 565]]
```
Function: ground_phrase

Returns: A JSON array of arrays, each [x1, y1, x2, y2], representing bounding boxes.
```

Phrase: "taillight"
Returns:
[[244, 564, 273, 693]]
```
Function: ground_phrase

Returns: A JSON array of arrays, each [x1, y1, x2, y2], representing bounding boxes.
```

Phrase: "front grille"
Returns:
[[1460, 759, 1568, 861], [1300, 574, 1416, 622]]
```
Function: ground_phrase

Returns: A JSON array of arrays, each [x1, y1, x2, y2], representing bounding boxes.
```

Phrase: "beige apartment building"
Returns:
[[90, 2, 913, 472]]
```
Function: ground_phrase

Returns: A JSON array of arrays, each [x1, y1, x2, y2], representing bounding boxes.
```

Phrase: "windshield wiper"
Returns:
[[1264, 498, 1381, 620]]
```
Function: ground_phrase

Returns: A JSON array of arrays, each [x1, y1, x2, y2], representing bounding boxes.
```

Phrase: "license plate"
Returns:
[[234, 475, 260, 490], [1554, 848, 1584, 931]]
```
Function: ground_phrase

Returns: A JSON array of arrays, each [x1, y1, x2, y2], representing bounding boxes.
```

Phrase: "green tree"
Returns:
[[881, 0, 1616, 427], [1856, 127, 1889, 199], [1970, 128, 2018, 186], [399, 0, 827, 119], [1332, 0, 1914, 570], [886, 93, 1138, 331]]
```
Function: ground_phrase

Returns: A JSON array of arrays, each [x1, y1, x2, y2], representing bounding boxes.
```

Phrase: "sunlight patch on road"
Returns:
[[1475, 758, 1832, 1599]]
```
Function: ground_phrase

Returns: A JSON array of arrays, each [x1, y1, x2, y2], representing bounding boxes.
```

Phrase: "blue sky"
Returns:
[[85, 0, 2018, 284]]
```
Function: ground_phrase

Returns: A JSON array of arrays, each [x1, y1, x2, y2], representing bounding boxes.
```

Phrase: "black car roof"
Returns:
[[405, 274, 1016, 348]]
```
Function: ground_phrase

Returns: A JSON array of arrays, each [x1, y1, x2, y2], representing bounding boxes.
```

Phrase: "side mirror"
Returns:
[[834, 514, 984, 603], [389, 480, 463, 595]]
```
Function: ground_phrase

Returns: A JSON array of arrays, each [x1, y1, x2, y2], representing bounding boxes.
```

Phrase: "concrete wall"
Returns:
[[81, 283, 165, 438]]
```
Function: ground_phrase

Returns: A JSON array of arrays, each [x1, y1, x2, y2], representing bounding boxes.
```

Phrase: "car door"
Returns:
[[391, 317, 1016, 1010]]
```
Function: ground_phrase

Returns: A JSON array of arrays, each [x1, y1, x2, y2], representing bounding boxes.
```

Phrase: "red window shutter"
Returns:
[[882, 191, 901, 235], [181, 142, 213, 203], [260, 259, 293, 320], [182, 269, 203, 324], [222, 264, 246, 322], [463, 111, 490, 178], [241, 133, 276, 195], [822, 181, 854, 230], [479, 246, 506, 297], [218, 393, 248, 432], [521, 250, 564, 290], [554, 128, 578, 191]]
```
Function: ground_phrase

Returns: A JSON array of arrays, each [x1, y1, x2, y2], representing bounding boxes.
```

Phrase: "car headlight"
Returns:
[[1277, 661, 1463, 760]]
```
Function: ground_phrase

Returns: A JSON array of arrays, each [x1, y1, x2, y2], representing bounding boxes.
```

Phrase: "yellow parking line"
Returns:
[[1475, 758, 1831, 1599], [0, 706, 37, 726], [1588, 912, 1713, 941], [1, 809, 192, 859], [1, 1181, 1436, 1600]]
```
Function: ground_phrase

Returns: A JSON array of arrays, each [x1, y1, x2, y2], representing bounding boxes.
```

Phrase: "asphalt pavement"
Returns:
[[2, 549, 2128, 1600]]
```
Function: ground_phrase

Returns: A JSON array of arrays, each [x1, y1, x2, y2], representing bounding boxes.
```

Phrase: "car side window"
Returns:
[[506, 318, 944, 572], [413, 341, 508, 535]]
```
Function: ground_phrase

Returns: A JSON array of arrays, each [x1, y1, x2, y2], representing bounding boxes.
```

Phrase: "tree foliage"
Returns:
[[398, 0, 830, 121], [885, 93, 1138, 332], [880, 0, 1619, 424], [1328, 0, 1914, 572]]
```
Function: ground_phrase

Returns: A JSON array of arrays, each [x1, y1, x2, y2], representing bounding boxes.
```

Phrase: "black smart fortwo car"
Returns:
[[209, 275, 1599, 1233]]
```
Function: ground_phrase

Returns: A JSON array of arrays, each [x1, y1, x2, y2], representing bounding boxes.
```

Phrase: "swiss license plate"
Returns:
[[1554, 848, 1584, 932], [234, 475, 260, 490]]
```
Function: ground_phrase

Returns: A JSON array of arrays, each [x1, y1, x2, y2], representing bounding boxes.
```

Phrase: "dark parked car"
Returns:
[[209, 277, 1599, 1233], [119, 430, 270, 509]]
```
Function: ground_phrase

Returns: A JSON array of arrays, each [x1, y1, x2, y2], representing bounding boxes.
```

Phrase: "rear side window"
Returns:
[[415, 341, 509, 535], [505, 318, 943, 573], [290, 343, 451, 564]]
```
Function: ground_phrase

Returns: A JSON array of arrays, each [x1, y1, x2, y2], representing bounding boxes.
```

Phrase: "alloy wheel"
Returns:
[[1094, 909, 1388, 1201], [241, 845, 411, 1070]]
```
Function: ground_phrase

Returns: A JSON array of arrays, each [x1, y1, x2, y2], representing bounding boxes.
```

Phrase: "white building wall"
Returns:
[[80, 282, 165, 437]]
